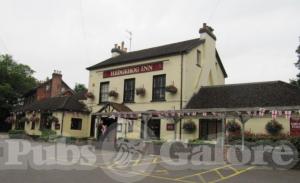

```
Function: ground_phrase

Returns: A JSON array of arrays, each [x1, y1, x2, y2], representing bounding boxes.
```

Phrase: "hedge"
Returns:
[[8, 130, 26, 139]]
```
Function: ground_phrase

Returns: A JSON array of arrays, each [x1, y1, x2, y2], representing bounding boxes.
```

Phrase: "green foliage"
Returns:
[[183, 120, 196, 133], [46, 116, 59, 123], [188, 139, 207, 145], [39, 129, 57, 141], [265, 120, 283, 136], [151, 140, 166, 145], [0, 54, 37, 131], [291, 42, 300, 88], [74, 83, 87, 93], [8, 129, 25, 139]]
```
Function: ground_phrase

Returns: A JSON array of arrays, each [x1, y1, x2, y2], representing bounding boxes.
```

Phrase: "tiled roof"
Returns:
[[23, 80, 73, 97], [87, 38, 205, 70], [14, 95, 89, 113], [98, 102, 132, 113], [185, 81, 300, 109]]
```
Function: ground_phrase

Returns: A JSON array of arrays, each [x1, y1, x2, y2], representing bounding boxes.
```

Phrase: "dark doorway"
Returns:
[[40, 113, 52, 130], [16, 113, 25, 130], [147, 119, 161, 139], [199, 119, 222, 140], [100, 117, 117, 142], [140, 119, 161, 140], [90, 115, 96, 137]]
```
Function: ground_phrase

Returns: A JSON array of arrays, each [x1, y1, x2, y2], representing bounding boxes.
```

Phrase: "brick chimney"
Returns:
[[51, 70, 62, 97], [111, 41, 127, 57]]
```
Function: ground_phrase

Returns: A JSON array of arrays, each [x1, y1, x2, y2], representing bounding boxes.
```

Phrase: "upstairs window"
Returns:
[[46, 84, 50, 91], [71, 118, 82, 130], [123, 78, 135, 103], [197, 50, 201, 66], [99, 82, 109, 103], [152, 74, 166, 101]]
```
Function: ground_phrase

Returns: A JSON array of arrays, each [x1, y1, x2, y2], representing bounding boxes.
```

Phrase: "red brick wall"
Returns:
[[50, 73, 62, 97], [36, 84, 51, 101]]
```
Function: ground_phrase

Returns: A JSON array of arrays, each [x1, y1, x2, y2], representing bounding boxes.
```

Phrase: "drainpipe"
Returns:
[[60, 112, 65, 136], [179, 52, 184, 140]]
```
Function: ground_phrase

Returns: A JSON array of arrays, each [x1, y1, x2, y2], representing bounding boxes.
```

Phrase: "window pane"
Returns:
[[100, 82, 109, 103], [71, 118, 82, 130], [152, 75, 166, 101], [124, 79, 135, 103]]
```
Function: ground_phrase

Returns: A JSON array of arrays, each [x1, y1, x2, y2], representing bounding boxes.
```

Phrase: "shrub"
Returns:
[[183, 120, 196, 133], [188, 139, 209, 145], [265, 120, 283, 136], [226, 120, 241, 133], [39, 129, 57, 142], [8, 130, 25, 139]]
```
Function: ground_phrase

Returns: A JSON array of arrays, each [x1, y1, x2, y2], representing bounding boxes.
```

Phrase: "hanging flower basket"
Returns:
[[136, 87, 146, 96], [5, 116, 16, 124], [86, 92, 95, 99], [265, 120, 283, 136], [109, 90, 119, 98], [226, 120, 241, 135], [20, 117, 30, 124], [47, 116, 59, 124], [166, 85, 178, 94], [183, 120, 196, 133]]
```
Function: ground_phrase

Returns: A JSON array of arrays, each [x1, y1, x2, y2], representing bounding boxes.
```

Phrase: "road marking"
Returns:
[[215, 170, 224, 178], [99, 165, 195, 183], [176, 165, 231, 180], [210, 166, 255, 183], [154, 169, 169, 174], [198, 174, 207, 183]]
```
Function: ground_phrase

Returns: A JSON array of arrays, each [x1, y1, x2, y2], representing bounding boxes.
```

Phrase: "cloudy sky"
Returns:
[[0, 0, 299, 88]]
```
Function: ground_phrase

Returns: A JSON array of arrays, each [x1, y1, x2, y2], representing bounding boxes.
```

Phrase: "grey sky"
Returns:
[[0, 0, 299, 88]]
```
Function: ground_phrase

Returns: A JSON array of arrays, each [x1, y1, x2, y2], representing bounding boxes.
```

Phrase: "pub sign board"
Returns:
[[290, 118, 300, 137], [103, 62, 163, 78], [166, 123, 175, 131]]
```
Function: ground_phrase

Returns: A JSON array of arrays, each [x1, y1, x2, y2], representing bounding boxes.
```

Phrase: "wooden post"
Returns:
[[241, 122, 245, 151]]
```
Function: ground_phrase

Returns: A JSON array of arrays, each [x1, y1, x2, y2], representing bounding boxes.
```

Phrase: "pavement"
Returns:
[[0, 139, 299, 183], [0, 133, 8, 139]]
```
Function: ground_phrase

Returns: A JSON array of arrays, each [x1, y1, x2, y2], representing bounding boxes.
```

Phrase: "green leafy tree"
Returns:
[[291, 40, 300, 87], [0, 54, 37, 131], [74, 83, 87, 93]]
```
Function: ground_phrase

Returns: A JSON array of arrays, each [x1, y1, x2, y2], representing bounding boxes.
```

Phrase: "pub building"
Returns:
[[9, 24, 300, 141], [86, 23, 228, 142], [86, 23, 300, 143]]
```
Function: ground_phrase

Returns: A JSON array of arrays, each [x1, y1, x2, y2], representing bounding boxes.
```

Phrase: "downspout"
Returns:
[[60, 112, 65, 136], [179, 52, 184, 140]]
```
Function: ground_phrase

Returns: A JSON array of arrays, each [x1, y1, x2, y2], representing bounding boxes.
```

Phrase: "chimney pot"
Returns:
[[121, 41, 125, 49], [199, 23, 216, 40]]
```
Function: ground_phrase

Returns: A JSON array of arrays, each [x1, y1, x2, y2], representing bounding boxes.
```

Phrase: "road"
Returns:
[[0, 139, 299, 183]]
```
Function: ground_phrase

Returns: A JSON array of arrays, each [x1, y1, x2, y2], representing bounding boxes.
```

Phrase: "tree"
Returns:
[[74, 83, 87, 93], [291, 40, 300, 88], [0, 54, 37, 131]]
